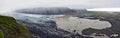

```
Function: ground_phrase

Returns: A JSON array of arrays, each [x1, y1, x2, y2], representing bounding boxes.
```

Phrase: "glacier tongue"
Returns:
[[0, 12, 64, 23]]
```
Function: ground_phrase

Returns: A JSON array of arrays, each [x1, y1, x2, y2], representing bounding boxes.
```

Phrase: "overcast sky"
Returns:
[[0, 0, 120, 12]]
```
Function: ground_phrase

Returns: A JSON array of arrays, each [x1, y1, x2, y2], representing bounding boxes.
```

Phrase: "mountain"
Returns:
[[0, 15, 33, 38], [14, 7, 77, 15]]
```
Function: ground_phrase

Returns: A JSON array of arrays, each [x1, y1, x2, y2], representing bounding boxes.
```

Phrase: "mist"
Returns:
[[0, 0, 120, 12]]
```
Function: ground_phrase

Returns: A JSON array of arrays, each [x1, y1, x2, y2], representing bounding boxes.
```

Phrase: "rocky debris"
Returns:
[[82, 18, 120, 38], [17, 19, 93, 38]]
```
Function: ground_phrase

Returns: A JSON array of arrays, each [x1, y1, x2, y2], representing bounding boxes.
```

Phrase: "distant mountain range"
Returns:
[[14, 7, 89, 15], [15, 7, 120, 16], [15, 7, 75, 15]]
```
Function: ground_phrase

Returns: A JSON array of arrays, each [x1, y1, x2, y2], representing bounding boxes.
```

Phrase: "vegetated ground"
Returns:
[[0, 15, 33, 38]]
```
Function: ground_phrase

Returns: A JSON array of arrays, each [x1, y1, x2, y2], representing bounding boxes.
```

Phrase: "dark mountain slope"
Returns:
[[15, 7, 77, 15]]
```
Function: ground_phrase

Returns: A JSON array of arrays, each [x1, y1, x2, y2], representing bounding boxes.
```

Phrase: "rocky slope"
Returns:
[[0, 15, 32, 38], [17, 17, 93, 38]]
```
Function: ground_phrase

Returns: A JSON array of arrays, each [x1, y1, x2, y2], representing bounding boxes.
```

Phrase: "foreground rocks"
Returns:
[[82, 17, 120, 38], [17, 19, 93, 38]]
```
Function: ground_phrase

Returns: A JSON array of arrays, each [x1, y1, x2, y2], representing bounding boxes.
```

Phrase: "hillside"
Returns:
[[0, 15, 32, 38]]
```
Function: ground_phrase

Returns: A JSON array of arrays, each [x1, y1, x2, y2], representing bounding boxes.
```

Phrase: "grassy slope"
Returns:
[[0, 30, 4, 38], [0, 15, 32, 38], [87, 11, 120, 21]]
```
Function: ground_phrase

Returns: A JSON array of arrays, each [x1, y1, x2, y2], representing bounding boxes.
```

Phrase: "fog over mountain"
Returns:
[[1, 0, 120, 12], [14, 7, 76, 15]]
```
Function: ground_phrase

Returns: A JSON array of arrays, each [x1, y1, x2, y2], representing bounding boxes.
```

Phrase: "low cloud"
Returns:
[[0, 0, 120, 12]]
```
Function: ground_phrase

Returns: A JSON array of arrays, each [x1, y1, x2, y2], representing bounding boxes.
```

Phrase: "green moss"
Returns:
[[89, 12, 101, 17], [88, 12, 120, 21], [0, 30, 4, 38], [88, 12, 111, 17], [0, 15, 32, 38]]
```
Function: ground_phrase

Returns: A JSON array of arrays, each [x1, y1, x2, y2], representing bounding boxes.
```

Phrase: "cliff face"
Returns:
[[0, 15, 32, 38]]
